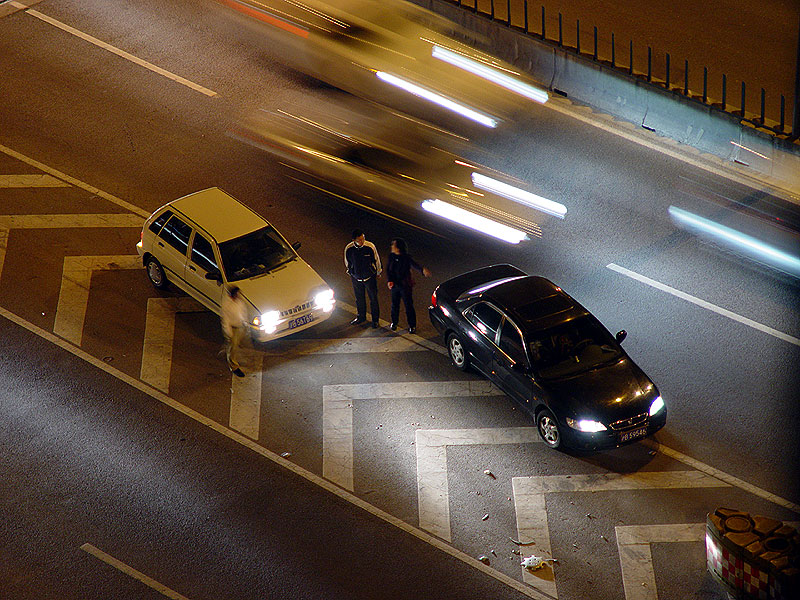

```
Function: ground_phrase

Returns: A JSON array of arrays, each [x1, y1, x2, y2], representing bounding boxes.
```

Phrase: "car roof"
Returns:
[[167, 188, 267, 242], [481, 276, 589, 332]]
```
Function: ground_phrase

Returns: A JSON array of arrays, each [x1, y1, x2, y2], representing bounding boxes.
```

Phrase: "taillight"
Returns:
[[431, 289, 437, 307]]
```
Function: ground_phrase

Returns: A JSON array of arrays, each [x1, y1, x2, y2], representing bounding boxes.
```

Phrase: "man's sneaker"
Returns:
[[390, 323, 397, 331], [232, 368, 245, 378], [350, 317, 366, 325]]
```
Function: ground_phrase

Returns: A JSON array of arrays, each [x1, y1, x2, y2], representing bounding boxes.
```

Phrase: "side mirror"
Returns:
[[205, 269, 222, 282], [292, 241, 301, 251], [615, 330, 627, 343]]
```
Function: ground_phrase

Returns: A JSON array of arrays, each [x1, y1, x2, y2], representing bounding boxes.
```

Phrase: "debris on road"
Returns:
[[280, 452, 291, 458], [509, 537, 536, 546], [482, 513, 489, 521], [478, 555, 490, 565], [483, 469, 496, 479], [521, 555, 558, 571]]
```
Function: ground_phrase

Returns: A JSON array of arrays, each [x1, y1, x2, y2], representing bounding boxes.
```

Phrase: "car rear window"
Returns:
[[148, 210, 173, 235], [158, 216, 192, 256]]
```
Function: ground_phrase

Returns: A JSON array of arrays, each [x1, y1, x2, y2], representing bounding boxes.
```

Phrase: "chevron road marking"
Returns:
[[512, 472, 730, 597], [140, 297, 206, 392], [0, 174, 70, 187], [230, 347, 264, 440], [322, 381, 505, 492], [0, 213, 143, 282], [416, 427, 541, 543], [53, 255, 142, 345], [262, 336, 429, 355]]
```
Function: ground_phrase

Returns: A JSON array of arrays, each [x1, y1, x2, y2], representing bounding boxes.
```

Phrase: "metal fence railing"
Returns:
[[446, 0, 799, 140]]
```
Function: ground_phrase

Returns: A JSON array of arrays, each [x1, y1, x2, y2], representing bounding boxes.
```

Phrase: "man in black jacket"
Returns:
[[344, 228, 382, 327]]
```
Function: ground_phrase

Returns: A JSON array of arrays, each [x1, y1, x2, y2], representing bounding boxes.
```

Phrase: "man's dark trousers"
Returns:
[[352, 276, 379, 324]]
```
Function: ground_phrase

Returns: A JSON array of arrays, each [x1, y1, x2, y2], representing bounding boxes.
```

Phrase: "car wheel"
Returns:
[[537, 408, 562, 449], [447, 333, 470, 372], [146, 257, 169, 290]]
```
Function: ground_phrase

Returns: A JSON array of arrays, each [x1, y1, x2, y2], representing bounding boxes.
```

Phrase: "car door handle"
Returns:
[[188, 265, 196, 272], [157, 241, 164, 247]]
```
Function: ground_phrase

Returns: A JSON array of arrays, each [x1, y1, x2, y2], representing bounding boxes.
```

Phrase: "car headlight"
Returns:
[[254, 310, 280, 334], [565, 417, 607, 432], [314, 288, 335, 313], [649, 395, 665, 416]]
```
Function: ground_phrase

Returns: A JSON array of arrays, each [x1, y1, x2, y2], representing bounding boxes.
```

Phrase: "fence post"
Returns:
[[611, 33, 615, 66], [647, 47, 652, 82], [593, 26, 597, 60], [541, 6, 545, 40], [523, 0, 528, 33], [760, 88, 766, 124], [794, 11, 800, 136], [490, 0, 494, 20], [684, 60, 689, 95], [629, 40, 633, 75], [666, 53, 670, 89], [780, 95, 786, 132], [741, 81, 746, 117], [576, 19, 580, 53], [703, 67, 708, 103], [722, 74, 727, 108], [507, 0, 511, 26], [558, 13, 563, 46]]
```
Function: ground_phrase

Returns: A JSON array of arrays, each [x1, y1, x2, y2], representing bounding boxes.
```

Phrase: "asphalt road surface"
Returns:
[[1, 1, 799, 599]]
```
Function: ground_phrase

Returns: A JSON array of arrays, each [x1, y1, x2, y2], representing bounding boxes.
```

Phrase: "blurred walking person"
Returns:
[[344, 228, 382, 328], [386, 237, 430, 334], [221, 285, 247, 377]]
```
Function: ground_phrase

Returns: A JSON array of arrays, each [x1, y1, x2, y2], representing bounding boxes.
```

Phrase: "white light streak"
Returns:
[[668, 206, 800, 277], [729, 141, 770, 160], [471, 172, 567, 218], [376, 71, 498, 128], [432, 45, 549, 104], [421, 199, 527, 243]]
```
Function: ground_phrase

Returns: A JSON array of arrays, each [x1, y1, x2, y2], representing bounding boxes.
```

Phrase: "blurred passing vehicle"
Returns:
[[429, 264, 666, 450], [136, 188, 335, 342], [232, 102, 565, 244], [213, 0, 548, 130]]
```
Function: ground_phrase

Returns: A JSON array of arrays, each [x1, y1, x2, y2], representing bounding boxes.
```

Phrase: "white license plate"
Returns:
[[619, 426, 647, 443], [288, 313, 314, 329]]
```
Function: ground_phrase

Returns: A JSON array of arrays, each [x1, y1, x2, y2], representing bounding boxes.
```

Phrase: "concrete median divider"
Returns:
[[706, 507, 800, 599]]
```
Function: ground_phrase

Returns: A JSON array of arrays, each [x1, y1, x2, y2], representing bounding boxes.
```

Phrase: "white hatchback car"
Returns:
[[136, 188, 335, 342]]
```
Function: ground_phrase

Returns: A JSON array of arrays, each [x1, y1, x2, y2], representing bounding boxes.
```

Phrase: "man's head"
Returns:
[[351, 228, 365, 247]]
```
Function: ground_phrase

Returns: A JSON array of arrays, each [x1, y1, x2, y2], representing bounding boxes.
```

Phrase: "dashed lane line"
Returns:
[[608, 263, 800, 347], [81, 543, 192, 600], [1, 305, 542, 599], [12, 2, 217, 97], [513, 473, 729, 597]]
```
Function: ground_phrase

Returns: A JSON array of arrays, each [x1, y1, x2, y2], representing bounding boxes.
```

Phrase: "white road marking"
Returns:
[[0, 174, 69, 187], [0, 144, 150, 218], [230, 348, 263, 440], [608, 263, 800, 347], [513, 473, 729, 597], [0, 307, 539, 599], [262, 336, 429, 355], [53, 255, 142, 345], [0, 213, 143, 282], [17, 5, 217, 97], [80, 543, 192, 600], [322, 381, 505, 491], [140, 297, 206, 393], [416, 427, 540, 543]]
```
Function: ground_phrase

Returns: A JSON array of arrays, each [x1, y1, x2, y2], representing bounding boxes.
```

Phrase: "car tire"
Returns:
[[447, 332, 470, 372], [537, 408, 562, 449], [146, 257, 169, 290]]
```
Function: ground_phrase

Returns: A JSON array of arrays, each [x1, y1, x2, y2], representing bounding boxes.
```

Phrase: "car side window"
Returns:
[[148, 210, 173, 235], [499, 318, 526, 365], [158, 216, 192, 256], [190, 232, 217, 273], [467, 302, 503, 343]]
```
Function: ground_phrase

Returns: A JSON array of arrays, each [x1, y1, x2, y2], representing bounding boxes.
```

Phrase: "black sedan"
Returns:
[[429, 264, 666, 450]]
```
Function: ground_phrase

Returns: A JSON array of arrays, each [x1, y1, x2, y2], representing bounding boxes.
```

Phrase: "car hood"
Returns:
[[235, 259, 328, 315], [541, 357, 656, 424]]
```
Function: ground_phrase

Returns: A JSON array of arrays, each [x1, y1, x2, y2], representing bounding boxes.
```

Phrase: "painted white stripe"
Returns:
[[53, 255, 142, 345], [20, 7, 217, 97], [607, 263, 800, 347], [322, 381, 505, 491], [230, 348, 263, 440], [140, 297, 206, 393], [80, 543, 192, 600], [417, 427, 540, 543], [512, 472, 727, 596], [0, 306, 541, 599], [0, 144, 151, 218], [262, 336, 429, 355], [0, 174, 69, 187]]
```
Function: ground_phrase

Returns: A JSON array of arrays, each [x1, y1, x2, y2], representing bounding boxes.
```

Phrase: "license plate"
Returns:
[[288, 313, 314, 329], [619, 426, 647, 443]]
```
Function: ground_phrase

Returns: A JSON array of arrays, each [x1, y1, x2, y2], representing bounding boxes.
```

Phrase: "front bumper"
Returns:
[[249, 305, 334, 343], [559, 408, 667, 451]]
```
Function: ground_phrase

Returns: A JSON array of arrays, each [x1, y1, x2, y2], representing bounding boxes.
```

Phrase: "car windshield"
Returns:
[[218, 226, 296, 282], [528, 316, 622, 379]]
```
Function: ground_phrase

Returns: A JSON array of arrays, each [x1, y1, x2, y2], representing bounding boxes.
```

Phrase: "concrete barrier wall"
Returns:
[[410, 0, 800, 194]]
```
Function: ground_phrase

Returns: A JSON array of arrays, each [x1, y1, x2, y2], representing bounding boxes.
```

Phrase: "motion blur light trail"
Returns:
[[376, 71, 499, 128], [421, 199, 527, 243], [668, 206, 800, 278], [471, 172, 566, 218], [432, 45, 548, 104]]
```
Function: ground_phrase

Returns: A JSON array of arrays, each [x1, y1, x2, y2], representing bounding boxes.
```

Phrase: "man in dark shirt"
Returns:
[[386, 237, 430, 334], [344, 228, 382, 327]]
